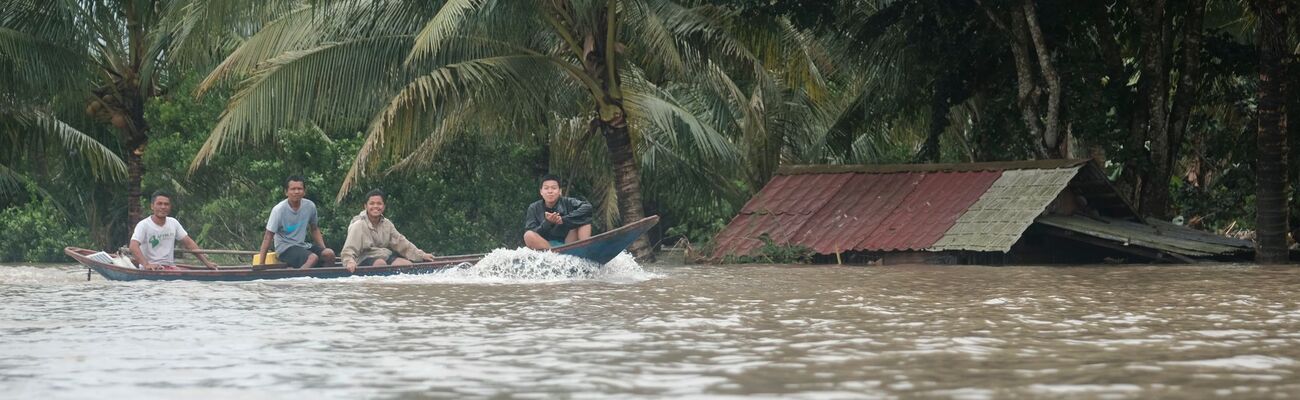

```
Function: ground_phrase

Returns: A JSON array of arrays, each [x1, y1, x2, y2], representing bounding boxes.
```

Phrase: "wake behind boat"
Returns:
[[67, 216, 658, 282]]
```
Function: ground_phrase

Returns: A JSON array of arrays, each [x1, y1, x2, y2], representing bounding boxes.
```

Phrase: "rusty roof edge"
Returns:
[[776, 159, 1091, 175]]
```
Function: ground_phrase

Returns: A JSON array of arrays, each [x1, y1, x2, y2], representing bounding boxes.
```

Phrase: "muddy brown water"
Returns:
[[2, 251, 1298, 399]]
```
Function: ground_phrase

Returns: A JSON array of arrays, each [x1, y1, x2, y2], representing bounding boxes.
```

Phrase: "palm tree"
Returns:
[[1, 3, 126, 199], [1254, 0, 1289, 264], [190, 0, 831, 259], [0, 0, 294, 233], [0, 109, 127, 200]]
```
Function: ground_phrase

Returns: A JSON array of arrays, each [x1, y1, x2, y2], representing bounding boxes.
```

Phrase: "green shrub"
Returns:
[[723, 233, 813, 264], [0, 198, 94, 262]]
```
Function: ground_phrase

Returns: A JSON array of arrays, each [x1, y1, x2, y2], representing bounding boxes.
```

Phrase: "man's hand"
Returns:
[[545, 211, 563, 225], [422, 253, 435, 262], [204, 261, 219, 270], [344, 259, 357, 273]]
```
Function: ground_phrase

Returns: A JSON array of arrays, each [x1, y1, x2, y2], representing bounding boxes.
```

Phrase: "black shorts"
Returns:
[[359, 254, 400, 267], [281, 244, 325, 268]]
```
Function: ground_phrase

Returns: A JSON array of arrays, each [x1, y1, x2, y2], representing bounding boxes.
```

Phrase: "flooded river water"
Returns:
[[3, 251, 1299, 399]]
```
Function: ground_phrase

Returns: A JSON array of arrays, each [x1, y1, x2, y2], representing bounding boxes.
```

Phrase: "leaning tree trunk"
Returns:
[[600, 116, 653, 260], [1254, 0, 1290, 264], [585, 3, 654, 261]]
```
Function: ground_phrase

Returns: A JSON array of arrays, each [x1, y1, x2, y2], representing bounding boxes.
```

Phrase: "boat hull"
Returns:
[[67, 216, 658, 282]]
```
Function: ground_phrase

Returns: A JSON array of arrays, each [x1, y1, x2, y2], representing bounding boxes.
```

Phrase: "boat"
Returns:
[[66, 215, 659, 282]]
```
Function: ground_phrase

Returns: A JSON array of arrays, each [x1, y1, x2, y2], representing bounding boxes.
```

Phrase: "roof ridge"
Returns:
[[776, 159, 1091, 175]]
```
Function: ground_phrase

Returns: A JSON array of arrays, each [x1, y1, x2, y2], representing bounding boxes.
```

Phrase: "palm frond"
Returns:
[[655, 2, 761, 70], [1, 108, 126, 182], [191, 36, 417, 173], [406, 0, 494, 65], [196, 0, 431, 96], [342, 53, 585, 199], [620, 0, 687, 79], [0, 27, 88, 98], [0, 162, 23, 196], [623, 78, 741, 168]]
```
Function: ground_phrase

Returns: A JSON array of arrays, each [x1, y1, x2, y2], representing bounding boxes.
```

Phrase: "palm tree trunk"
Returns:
[[583, 3, 653, 261], [117, 91, 149, 234], [599, 115, 653, 260], [1254, 0, 1290, 264], [126, 143, 144, 227]]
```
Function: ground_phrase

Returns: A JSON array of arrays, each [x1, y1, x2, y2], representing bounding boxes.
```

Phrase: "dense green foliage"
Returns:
[[2, 75, 544, 262], [136, 78, 541, 256], [0, 191, 93, 262], [721, 234, 814, 264], [1, 0, 1296, 263]]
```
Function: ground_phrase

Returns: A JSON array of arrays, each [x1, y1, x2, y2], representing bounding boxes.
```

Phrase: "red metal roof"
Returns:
[[740, 173, 853, 214], [793, 172, 925, 253], [857, 171, 1000, 251], [711, 168, 1003, 259], [710, 213, 816, 258]]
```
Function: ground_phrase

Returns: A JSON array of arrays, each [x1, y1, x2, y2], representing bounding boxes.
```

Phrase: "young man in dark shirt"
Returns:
[[523, 174, 593, 250]]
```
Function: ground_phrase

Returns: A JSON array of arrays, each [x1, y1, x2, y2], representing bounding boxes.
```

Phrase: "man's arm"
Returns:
[[181, 236, 219, 270], [311, 223, 328, 250], [340, 221, 364, 272], [128, 240, 151, 270], [561, 197, 594, 227], [260, 206, 280, 266], [524, 203, 549, 231], [390, 228, 431, 262], [257, 230, 274, 266]]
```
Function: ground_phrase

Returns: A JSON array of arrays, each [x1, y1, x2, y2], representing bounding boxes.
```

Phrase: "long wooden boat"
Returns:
[[66, 215, 659, 282]]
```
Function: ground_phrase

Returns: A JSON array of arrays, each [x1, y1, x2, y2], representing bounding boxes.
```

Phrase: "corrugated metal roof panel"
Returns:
[[930, 168, 1081, 252], [1036, 215, 1253, 256], [710, 213, 819, 259], [713, 172, 852, 258], [778, 159, 1091, 175], [740, 173, 853, 215], [793, 173, 925, 253], [858, 171, 1002, 251]]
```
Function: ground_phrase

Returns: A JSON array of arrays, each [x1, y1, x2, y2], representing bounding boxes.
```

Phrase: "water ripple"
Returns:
[[3, 262, 1300, 398]]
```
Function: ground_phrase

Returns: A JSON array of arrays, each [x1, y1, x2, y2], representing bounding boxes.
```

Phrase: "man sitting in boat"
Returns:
[[340, 189, 435, 273], [257, 175, 336, 269], [523, 174, 593, 250], [129, 191, 218, 270]]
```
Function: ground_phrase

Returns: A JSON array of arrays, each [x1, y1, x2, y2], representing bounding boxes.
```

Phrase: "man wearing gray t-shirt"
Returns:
[[257, 175, 336, 268]]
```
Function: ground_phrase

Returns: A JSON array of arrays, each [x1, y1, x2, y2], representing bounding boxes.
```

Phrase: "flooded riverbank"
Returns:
[[3, 256, 1299, 398]]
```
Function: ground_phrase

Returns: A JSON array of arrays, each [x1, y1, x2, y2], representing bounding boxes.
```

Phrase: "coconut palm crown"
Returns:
[[191, 0, 841, 258]]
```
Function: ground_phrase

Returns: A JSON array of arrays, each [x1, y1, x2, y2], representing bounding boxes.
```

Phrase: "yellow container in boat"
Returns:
[[253, 252, 278, 265]]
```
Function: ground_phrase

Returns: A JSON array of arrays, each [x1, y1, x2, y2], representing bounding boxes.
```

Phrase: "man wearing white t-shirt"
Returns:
[[129, 191, 218, 270]]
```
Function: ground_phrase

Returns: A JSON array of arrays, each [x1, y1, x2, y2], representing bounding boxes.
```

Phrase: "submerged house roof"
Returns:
[[710, 159, 1251, 263]]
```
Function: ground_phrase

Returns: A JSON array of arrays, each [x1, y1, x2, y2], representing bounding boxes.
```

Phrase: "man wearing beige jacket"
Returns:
[[340, 189, 435, 273]]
